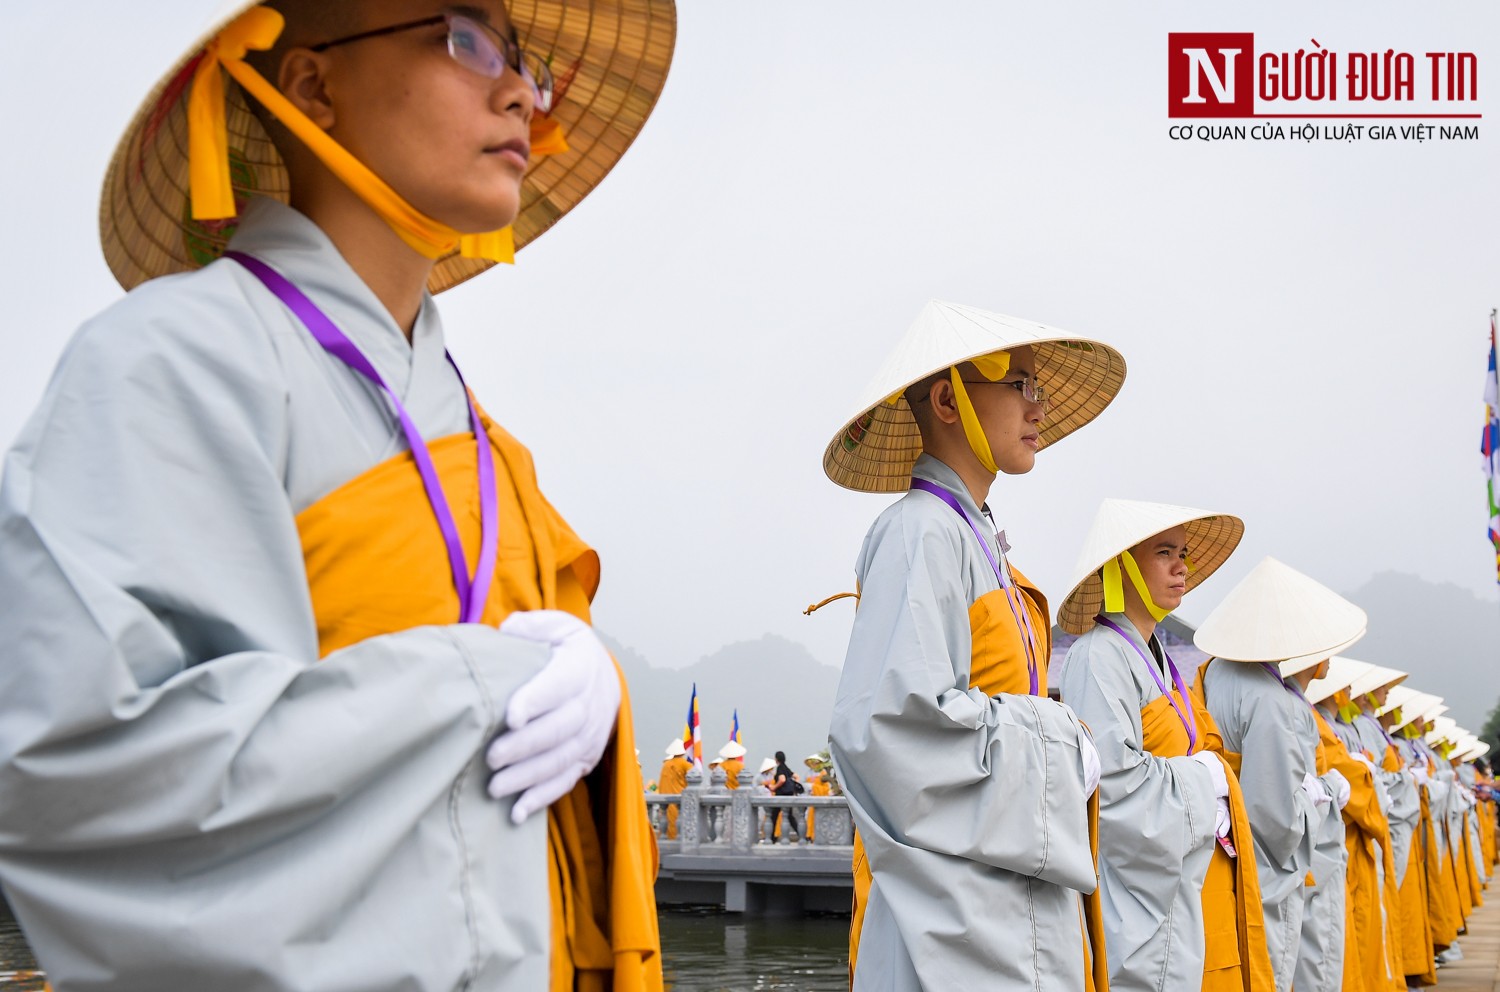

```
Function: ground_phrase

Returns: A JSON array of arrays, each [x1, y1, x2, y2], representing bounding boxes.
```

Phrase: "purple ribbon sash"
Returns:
[[228, 251, 498, 624], [909, 478, 1040, 696], [1261, 662, 1313, 706], [1095, 615, 1197, 753]]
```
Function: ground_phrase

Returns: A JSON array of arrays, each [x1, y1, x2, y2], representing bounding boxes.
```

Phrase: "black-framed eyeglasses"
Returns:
[[310, 12, 554, 114]]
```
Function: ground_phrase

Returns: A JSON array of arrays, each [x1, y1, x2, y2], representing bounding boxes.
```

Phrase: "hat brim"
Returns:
[[1271, 627, 1368, 678], [824, 336, 1126, 494], [100, 0, 676, 295], [1058, 511, 1244, 635]]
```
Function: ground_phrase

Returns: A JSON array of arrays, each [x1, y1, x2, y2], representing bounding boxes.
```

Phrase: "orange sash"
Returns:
[[1170, 664, 1275, 992], [294, 412, 661, 992]]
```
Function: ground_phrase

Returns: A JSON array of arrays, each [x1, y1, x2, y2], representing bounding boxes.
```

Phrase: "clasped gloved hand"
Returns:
[[1302, 771, 1333, 808], [1079, 730, 1101, 797], [1324, 768, 1351, 810], [1188, 751, 1233, 838], [485, 610, 622, 824]]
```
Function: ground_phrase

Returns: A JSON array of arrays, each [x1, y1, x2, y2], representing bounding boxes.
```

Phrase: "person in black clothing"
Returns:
[[770, 750, 804, 843]]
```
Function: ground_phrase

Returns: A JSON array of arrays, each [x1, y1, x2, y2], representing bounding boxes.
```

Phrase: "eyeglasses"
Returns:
[[310, 13, 555, 114], [962, 375, 1049, 409]]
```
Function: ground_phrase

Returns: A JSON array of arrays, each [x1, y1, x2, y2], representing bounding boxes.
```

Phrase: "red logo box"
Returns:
[[1169, 33, 1255, 118]]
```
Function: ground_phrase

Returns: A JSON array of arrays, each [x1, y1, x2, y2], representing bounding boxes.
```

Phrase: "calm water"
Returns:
[[1, 909, 847, 991]]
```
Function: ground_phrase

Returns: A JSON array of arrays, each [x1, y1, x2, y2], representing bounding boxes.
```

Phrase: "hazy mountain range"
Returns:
[[607, 571, 1500, 776]]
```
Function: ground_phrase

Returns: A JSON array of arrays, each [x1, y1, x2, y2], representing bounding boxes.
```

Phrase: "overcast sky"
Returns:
[[2, 3, 1496, 703]]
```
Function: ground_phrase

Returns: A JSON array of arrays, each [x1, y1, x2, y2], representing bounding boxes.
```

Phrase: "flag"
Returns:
[[1483, 312, 1500, 583], [730, 709, 741, 747], [682, 683, 702, 768]]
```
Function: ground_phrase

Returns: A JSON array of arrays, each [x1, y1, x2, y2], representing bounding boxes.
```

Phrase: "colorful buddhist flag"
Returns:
[[682, 683, 702, 768], [730, 709, 741, 747], [1483, 312, 1500, 582]]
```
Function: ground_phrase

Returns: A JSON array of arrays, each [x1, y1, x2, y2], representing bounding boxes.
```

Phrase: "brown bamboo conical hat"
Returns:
[[100, 0, 676, 295]]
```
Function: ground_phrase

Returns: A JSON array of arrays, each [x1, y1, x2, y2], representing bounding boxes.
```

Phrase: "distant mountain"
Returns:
[[604, 632, 840, 778], [1342, 572, 1500, 734]]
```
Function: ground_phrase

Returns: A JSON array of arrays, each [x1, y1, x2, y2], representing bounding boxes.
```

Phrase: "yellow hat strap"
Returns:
[[1338, 698, 1362, 722], [1101, 550, 1172, 622], [188, 7, 566, 265], [950, 367, 998, 474]]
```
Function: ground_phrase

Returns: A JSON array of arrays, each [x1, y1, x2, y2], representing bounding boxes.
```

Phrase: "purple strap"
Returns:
[[1261, 662, 1312, 705], [1095, 615, 1197, 752], [227, 251, 497, 624], [909, 478, 1040, 696]]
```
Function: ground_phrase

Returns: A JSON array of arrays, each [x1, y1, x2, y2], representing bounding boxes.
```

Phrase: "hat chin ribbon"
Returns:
[[189, 7, 564, 265], [949, 353, 1009, 475], [1101, 551, 1172, 622]]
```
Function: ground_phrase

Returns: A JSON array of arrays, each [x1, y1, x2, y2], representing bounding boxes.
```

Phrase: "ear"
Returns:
[[278, 48, 337, 130], [928, 376, 961, 427]]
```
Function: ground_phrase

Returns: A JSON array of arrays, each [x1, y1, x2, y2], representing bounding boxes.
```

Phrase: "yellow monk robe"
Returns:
[[1398, 777, 1438, 986], [722, 758, 744, 791], [296, 411, 661, 992], [1147, 674, 1275, 992], [1459, 794, 1484, 909], [657, 756, 691, 840], [1417, 757, 1462, 953], [1188, 657, 1284, 990], [1311, 710, 1404, 992], [847, 571, 1110, 992]]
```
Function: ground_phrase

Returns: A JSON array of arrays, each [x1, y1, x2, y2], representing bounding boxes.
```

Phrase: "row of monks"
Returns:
[[1055, 504, 1497, 992]]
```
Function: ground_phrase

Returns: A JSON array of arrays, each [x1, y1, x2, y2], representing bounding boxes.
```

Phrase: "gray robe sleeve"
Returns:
[[830, 501, 1096, 891], [1235, 681, 1320, 887], [0, 293, 550, 988], [1060, 629, 1216, 871]]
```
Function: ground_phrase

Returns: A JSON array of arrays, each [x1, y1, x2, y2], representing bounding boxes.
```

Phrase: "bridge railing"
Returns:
[[646, 767, 853, 854]]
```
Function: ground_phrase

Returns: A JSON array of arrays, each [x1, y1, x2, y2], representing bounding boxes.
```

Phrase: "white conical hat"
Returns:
[[1303, 656, 1373, 706], [1377, 684, 1421, 717], [1346, 664, 1408, 700], [99, 0, 676, 295], [1463, 741, 1492, 761], [718, 740, 746, 760], [1391, 691, 1442, 731], [664, 739, 686, 758], [1193, 557, 1368, 664], [1276, 626, 1368, 679], [1058, 499, 1244, 635], [823, 300, 1126, 493], [758, 757, 776, 774]]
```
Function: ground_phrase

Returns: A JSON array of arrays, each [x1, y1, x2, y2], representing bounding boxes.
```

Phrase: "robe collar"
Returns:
[[1098, 610, 1165, 669], [223, 198, 448, 405], [912, 453, 991, 527]]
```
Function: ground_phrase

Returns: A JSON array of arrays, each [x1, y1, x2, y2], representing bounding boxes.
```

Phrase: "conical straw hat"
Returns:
[[1193, 557, 1367, 664], [1303, 655, 1373, 706], [1058, 499, 1243, 634], [664, 739, 686, 758], [100, 0, 676, 295], [1392, 692, 1442, 731], [1276, 627, 1367, 679], [823, 300, 1126, 493], [758, 757, 776, 774], [717, 741, 746, 760], [1346, 664, 1408, 700], [1377, 684, 1420, 717]]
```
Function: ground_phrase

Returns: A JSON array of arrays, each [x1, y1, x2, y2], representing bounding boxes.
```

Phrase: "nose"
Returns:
[[492, 61, 536, 121]]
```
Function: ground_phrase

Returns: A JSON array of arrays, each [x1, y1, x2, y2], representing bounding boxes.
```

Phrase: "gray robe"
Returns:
[[830, 454, 1098, 991], [1355, 713, 1420, 888], [1295, 712, 1349, 992], [1202, 660, 1320, 992], [0, 200, 556, 991], [1058, 616, 1217, 992]]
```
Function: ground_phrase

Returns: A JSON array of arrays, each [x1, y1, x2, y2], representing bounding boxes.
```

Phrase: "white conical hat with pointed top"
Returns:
[[1058, 498, 1244, 634], [823, 300, 1126, 493], [1346, 663, 1408, 700], [664, 739, 686, 758], [1392, 691, 1443, 731], [718, 740, 746, 760], [1194, 557, 1367, 664], [1303, 655, 1373, 705], [1378, 684, 1420, 717]]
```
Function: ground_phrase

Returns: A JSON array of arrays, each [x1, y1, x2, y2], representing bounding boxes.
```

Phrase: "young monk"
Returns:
[[1379, 690, 1441, 985], [1194, 558, 1367, 992], [0, 2, 674, 988], [659, 739, 692, 839], [1056, 499, 1275, 992], [824, 300, 1125, 990]]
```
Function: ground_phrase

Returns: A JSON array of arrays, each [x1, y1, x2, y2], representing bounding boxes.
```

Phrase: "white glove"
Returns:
[[1079, 731, 1101, 797], [1351, 752, 1376, 772], [484, 610, 622, 824], [1412, 765, 1432, 786], [1190, 750, 1230, 799], [1325, 769, 1351, 810], [1302, 771, 1333, 808], [1214, 797, 1233, 839]]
